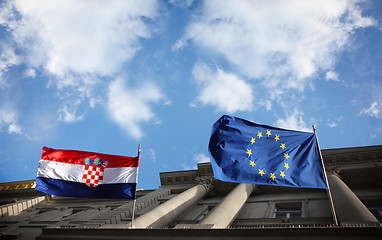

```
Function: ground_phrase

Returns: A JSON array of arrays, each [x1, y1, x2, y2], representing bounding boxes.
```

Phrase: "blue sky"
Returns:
[[0, 0, 381, 190]]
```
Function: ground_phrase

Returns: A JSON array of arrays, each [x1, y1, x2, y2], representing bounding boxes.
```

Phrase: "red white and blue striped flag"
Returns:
[[35, 147, 139, 199]]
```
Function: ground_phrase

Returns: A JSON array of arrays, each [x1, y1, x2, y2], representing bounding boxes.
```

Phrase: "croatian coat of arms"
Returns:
[[82, 157, 109, 187]]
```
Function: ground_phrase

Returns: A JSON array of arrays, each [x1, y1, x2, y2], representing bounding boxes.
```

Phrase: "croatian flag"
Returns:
[[35, 147, 139, 199]]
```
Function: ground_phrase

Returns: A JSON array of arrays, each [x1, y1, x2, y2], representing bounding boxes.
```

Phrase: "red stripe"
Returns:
[[41, 147, 139, 168]]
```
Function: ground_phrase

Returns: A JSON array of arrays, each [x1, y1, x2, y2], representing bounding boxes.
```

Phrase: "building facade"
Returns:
[[0, 145, 381, 239]]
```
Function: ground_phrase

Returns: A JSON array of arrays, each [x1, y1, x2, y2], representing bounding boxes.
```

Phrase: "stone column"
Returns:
[[328, 173, 378, 224], [130, 178, 212, 229], [200, 183, 255, 228]]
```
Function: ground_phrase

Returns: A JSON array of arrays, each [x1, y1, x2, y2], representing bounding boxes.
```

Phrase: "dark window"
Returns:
[[362, 199, 382, 221], [196, 205, 214, 221], [273, 202, 302, 219], [368, 206, 382, 220]]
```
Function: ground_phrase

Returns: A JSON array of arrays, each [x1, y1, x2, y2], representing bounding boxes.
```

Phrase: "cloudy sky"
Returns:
[[0, 0, 381, 190]]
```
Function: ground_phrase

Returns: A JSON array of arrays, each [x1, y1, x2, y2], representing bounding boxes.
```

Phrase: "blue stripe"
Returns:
[[35, 177, 136, 199]]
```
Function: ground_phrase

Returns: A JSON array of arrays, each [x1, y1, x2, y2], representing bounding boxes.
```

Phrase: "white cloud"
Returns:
[[0, 108, 22, 134], [189, 103, 198, 108], [107, 78, 164, 139], [89, 98, 98, 109], [181, 0, 376, 97], [193, 153, 210, 164], [181, 163, 193, 170], [328, 116, 343, 128], [182, 153, 210, 170], [275, 109, 311, 132], [0, 45, 20, 89], [171, 38, 188, 51], [163, 100, 172, 106], [360, 102, 380, 119], [325, 71, 340, 82], [24, 68, 36, 78], [8, 123, 22, 134], [192, 63, 253, 113], [149, 148, 157, 163], [58, 105, 85, 123], [3, 0, 160, 78], [169, 0, 195, 8], [0, 0, 161, 129], [328, 121, 337, 128], [260, 100, 272, 111]]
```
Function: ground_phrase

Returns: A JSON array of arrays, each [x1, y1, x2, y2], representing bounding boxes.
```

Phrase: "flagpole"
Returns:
[[312, 125, 339, 226], [130, 144, 141, 229]]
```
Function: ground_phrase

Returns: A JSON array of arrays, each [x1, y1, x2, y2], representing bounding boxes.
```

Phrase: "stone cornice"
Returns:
[[322, 145, 382, 170], [0, 180, 36, 191]]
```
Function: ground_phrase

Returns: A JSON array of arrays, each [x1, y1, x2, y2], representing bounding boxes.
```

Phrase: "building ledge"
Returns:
[[37, 225, 382, 240]]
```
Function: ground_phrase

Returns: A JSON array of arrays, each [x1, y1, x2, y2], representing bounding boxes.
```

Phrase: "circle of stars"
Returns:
[[246, 129, 291, 182]]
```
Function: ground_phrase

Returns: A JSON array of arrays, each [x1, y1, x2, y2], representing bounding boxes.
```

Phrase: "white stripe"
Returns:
[[37, 160, 137, 184]]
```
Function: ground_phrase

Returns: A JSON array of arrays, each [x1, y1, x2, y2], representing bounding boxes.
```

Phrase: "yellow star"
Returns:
[[280, 143, 286, 150], [280, 171, 286, 178], [284, 153, 289, 160], [270, 173, 276, 181], [250, 160, 256, 167], [266, 130, 271, 137], [274, 135, 280, 141], [250, 137, 256, 144], [284, 162, 290, 170], [257, 131, 263, 138], [258, 169, 265, 176], [246, 149, 252, 156]]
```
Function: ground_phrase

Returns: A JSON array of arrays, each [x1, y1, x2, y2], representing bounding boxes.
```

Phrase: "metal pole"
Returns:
[[312, 125, 339, 226], [130, 144, 141, 229]]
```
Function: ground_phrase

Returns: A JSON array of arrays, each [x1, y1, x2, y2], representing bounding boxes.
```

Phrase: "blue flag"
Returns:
[[208, 115, 328, 189]]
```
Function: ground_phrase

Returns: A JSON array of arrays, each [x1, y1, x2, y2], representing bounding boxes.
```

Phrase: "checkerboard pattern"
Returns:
[[82, 165, 105, 187]]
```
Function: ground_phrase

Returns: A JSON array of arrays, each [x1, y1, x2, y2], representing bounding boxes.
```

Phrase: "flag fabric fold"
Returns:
[[208, 115, 328, 189], [35, 147, 139, 199]]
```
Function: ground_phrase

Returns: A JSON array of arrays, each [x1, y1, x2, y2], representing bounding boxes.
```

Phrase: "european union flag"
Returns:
[[209, 115, 328, 189]]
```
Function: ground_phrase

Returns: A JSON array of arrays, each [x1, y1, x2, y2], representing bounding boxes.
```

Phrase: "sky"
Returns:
[[0, 0, 382, 190]]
